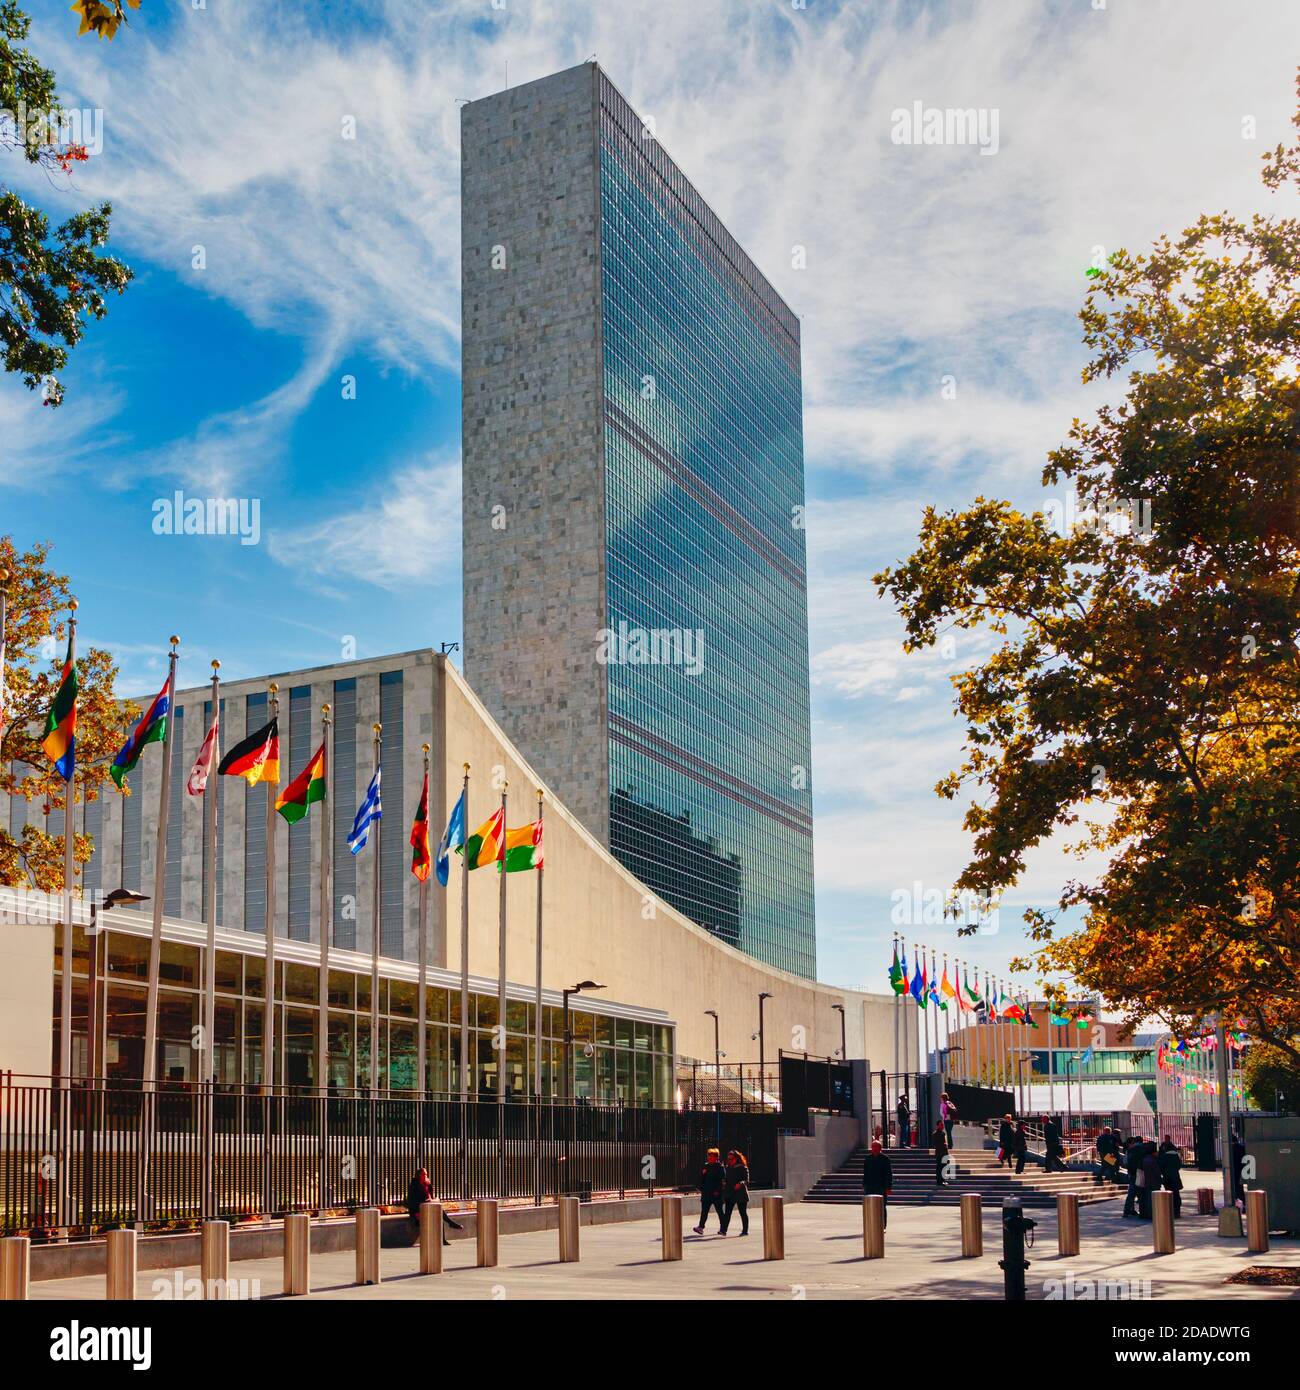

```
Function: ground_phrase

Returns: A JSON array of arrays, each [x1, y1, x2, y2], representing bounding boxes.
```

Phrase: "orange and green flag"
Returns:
[[458, 805, 504, 869], [500, 817, 543, 873], [276, 742, 325, 823], [42, 631, 78, 781], [410, 773, 431, 882]]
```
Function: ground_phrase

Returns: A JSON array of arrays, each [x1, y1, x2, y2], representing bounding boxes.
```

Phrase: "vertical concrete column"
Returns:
[[1057, 1193, 1079, 1256], [0, 1237, 30, 1301], [420, 1201, 444, 1275], [960, 1193, 983, 1257], [558, 1196, 580, 1263], [284, 1212, 311, 1295], [201, 1220, 229, 1300], [762, 1196, 785, 1260], [862, 1195, 885, 1259], [354, 1208, 381, 1285], [476, 1199, 499, 1268], [660, 1195, 683, 1261], [1152, 1191, 1176, 1253], [105, 1228, 137, 1301], [1246, 1191, 1269, 1254]]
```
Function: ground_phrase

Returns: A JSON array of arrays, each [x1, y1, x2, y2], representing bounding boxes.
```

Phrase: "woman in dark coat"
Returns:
[[720, 1149, 751, 1236], [1139, 1142, 1162, 1219], [932, 1120, 951, 1186], [406, 1167, 464, 1246], [997, 1115, 1015, 1168], [1158, 1138, 1184, 1217], [693, 1147, 727, 1234], [1011, 1120, 1029, 1175]]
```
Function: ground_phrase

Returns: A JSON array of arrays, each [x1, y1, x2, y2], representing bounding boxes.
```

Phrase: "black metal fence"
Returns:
[[0, 1075, 779, 1237], [675, 1061, 780, 1113]]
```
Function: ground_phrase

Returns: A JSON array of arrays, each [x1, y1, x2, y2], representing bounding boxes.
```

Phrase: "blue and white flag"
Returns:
[[436, 788, 466, 886], [349, 765, 382, 855], [1080, 1045, 1094, 1066]]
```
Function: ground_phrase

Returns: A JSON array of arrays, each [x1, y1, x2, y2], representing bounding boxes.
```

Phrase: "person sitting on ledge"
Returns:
[[407, 1167, 465, 1246]]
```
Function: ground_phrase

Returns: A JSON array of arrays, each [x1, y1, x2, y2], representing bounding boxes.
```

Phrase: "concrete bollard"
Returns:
[[1246, 1190, 1269, 1254], [200, 1220, 229, 1300], [354, 1208, 381, 1285], [476, 1199, 499, 1268], [1218, 1203, 1243, 1237], [661, 1194, 683, 1261], [0, 1236, 30, 1301], [558, 1196, 580, 1263], [960, 1193, 983, 1257], [1152, 1191, 1175, 1254], [284, 1212, 311, 1295], [862, 1195, 885, 1260], [762, 1196, 785, 1260], [105, 1228, 137, 1301], [419, 1201, 444, 1275], [1057, 1193, 1080, 1257], [1197, 1187, 1216, 1216]]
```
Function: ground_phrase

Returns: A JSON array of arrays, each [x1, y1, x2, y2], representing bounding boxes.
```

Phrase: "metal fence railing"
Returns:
[[0, 1075, 779, 1237]]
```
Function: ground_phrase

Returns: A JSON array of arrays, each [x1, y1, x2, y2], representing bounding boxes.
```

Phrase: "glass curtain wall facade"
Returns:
[[52, 926, 675, 1104], [596, 73, 816, 978]]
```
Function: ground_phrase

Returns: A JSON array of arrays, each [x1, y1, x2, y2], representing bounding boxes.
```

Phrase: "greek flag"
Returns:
[[436, 788, 466, 887], [349, 765, 382, 855]]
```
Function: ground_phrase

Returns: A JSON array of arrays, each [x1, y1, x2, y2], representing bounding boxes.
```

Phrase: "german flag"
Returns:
[[409, 772, 431, 882], [218, 717, 279, 786], [276, 742, 325, 823], [42, 631, 78, 781]]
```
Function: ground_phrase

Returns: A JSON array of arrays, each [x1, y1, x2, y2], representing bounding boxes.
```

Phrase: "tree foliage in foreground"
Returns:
[[876, 75, 1300, 1063]]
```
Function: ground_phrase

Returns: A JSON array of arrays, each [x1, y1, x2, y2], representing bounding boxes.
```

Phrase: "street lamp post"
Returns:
[[561, 981, 605, 1103], [705, 1009, 721, 1110], [83, 887, 148, 1229], [832, 1003, 847, 1062], [757, 992, 772, 1111]]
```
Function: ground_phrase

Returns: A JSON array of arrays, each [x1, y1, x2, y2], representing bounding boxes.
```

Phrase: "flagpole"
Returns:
[[459, 764, 470, 1101], [57, 603, 79, 1093], [142, 635, 179, 1089], [534, 790, 544, 1101], [892, 934, 900, 1087], [417, 744, 430, 1095], [496, 781, 508, 1102], [918, 942, 928, 1079], [262, 684, 280, 1094], [197, 662, 221, 1221], [318, 703, 332, 1094], [369, 722, 382, 1099]]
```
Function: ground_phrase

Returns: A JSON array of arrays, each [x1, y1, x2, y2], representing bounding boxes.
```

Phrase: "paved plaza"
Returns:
[[28, 1199, 1300, 1301]]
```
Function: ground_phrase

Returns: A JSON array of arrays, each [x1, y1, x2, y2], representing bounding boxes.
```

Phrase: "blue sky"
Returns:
[[2, 0, 1295, 1000]]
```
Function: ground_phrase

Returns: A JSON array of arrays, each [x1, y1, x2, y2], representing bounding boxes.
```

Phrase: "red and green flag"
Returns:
[[109, 678, 169, 789], [276, 742, 325, 823], [500, 817, 543, 873], [888, 944, 906, 995], [42, 631, 78, 781], [458, 805, 504, 869], [410, 773, 431, 882]]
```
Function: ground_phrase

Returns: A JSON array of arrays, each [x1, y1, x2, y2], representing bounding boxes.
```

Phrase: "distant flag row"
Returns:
[[888, 940, 1033, 1023]]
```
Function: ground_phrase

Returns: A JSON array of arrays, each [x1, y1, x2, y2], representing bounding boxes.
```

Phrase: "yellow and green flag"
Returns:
[[500, 818, 543, 873], [459, 806, 504, 869]]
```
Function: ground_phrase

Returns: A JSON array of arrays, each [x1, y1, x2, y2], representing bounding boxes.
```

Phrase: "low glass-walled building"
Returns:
[[51, 908, 676, 1105]]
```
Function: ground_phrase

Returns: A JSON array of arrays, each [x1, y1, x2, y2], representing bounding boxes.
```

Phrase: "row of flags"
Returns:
[[887, 941, 1033, 1024], [107, 694, 548, 886]]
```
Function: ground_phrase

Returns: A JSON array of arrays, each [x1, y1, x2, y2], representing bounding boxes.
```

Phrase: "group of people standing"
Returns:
[[694, 1148, 751, 1236]]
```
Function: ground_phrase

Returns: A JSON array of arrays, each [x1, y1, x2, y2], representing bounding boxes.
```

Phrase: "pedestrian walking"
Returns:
[[896, 1094, 911, 1148], [932, 1120, 951, 1186], [1122, 1134, 1145, 1217], [861, 1139, 893, 1228], [720, 1149, 750, 1236], [1011, 1120, 1029, 1175], [939, 1092, 958, 1148], [1096, 1127, 1119, 1186], [1042, 1114, 1066, 1173], [1158, 1136, 1183, 1218], [693, 1147, 727, 1234], [1231, 1133, 1248, 1206], [1138, 1141, 1161, 1220], [997, 1114, 1015, 1169]]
